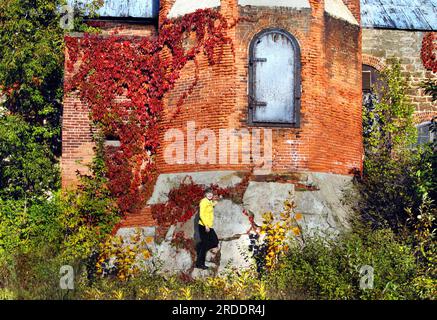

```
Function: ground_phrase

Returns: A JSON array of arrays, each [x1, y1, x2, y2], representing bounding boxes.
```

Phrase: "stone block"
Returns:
[[214, 200, 251, 239], [218, 235, 252, 273], [243, 181, 295, 225]]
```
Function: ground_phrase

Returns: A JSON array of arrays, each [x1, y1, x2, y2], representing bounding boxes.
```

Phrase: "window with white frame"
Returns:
[[416, 121, 435, 145]]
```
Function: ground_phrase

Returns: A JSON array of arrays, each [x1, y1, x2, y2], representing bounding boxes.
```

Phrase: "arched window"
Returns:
[[416, 120, 435, 145], [362, 65, 379, 93], [362, 64, 385, 139], [362, 64, 381, 109], [248, 29, 301, 127]]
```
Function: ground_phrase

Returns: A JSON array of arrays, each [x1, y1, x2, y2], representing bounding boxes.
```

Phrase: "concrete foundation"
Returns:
[[116, 170, 355, 277]]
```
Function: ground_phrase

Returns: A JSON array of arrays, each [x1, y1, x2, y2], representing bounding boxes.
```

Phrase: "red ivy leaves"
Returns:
[[151, 176, 206, 226], [150, 171, 251, 227], [65, 9, 233, 212], [150, 175, 231, 226], [171, 231, 195, 251], [421, 32, 437, 73]]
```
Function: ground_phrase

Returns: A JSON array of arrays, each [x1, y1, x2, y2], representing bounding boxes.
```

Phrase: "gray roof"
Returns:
[[361, 0, 437, 31], [68, 0, 159, 19], [69, 1, 436, 30]]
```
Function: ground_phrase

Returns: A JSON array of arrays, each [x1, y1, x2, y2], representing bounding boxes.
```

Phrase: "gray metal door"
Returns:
[[251, 31, 296, 124]]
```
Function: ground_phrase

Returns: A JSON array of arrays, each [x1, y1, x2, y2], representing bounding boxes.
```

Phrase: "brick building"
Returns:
[[63, 0, 436, 273]]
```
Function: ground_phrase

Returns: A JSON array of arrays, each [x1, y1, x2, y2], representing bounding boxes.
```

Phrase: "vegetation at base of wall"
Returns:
[[75, 269, 270, 300], [267, 227, 428, 300], [3, 224, 432, 300], [247, 197, 303, 275], [0, 135, 122, 299], [1, 185, 434, 300]]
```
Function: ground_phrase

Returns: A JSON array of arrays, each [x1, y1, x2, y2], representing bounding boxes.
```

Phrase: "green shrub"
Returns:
[[0, 197, 62, 258], [352, 58, 436, 300], [411, 275, 437, 300], [359, 59, 423, 232], [0, 191, 119, 299], [0, 0, 103, 156], [0, 288, 16, 300], [58, 137, 121, 262], [268, 228, 418, 300], [0, 137, 121, 298]]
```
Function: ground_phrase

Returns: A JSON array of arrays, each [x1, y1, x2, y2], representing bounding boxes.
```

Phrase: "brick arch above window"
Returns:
[[414, 111, 437, 126], [416, 119, 436, 145], [242, 26, 306, 54], [362, 54, 386, 72]]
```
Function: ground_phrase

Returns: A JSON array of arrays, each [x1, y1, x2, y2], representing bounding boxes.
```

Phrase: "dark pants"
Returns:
[[196, 224, 219, 267]]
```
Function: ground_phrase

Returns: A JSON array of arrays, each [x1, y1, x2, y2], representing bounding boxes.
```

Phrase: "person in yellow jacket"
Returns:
[[195, 188, 220, 269]]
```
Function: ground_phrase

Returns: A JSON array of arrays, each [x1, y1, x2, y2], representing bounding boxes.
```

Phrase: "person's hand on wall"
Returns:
[[212, 194, 222, 206]]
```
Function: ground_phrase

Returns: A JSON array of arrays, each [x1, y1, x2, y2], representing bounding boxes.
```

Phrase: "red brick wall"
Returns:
[[159, 0, 176, 25], [116, 206, 157, 228], [61, 90, 94, 188], [322, 14, 362, 173], [155, 0, 363, 175], [62, 1, 363, 189], [89, 20, 157, 37], [342, 0, 361, 23], [61, 23, 157, 188]]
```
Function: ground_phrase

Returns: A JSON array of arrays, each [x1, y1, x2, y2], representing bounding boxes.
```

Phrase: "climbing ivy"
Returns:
[[421, 32, 437, 72], [66, 9, 234, 212]]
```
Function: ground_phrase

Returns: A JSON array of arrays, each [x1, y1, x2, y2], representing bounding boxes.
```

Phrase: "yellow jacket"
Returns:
[[199, 197, 216, 228]]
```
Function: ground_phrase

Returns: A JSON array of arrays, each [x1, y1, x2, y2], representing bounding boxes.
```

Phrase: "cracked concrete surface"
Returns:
[[117, 171, 355, 276]]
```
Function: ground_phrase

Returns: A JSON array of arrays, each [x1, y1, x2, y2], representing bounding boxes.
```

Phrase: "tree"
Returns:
[[0, 0, 68, 156], [0, 0, 101, 157], [0, 114, 59, 201], [357, 59, 427, 232]]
